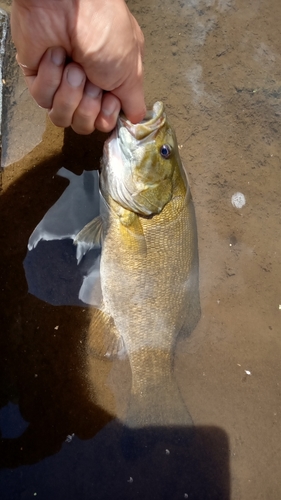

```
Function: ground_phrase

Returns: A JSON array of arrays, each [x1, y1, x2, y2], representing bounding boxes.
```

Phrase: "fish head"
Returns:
[[101, 101, 183, 216]]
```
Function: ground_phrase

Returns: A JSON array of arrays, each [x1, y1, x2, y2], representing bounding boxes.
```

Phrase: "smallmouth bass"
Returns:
[[75, 102, 200, 428]]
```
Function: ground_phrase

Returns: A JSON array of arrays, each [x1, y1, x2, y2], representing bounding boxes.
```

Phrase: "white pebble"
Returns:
[[65, 433, 74, 443], [231, 192, 246, 209]]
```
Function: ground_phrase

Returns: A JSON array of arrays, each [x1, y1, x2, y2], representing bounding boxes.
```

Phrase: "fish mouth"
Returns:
[[101, 101, 172, 217], [119, 101, 166, 140]]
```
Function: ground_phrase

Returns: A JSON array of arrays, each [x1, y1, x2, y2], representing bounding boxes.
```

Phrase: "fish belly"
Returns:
[[101, 194, 200, 352]]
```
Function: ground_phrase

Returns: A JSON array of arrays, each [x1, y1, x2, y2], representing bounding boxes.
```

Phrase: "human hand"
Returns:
[[11, 0, 146, 134]]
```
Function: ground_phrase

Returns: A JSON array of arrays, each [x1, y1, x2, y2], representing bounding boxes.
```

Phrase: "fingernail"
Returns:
[[67, 66, 85, 87], [103, 99, 119, 117], [85, 81, 102, 98], [51, 47, 65, 66]]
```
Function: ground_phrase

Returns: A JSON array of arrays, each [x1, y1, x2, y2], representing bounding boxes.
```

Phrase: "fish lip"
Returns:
[[118, 101, 166, 140]]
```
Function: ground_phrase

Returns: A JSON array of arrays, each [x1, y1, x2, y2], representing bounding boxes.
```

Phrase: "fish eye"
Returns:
[[160, 144, 172, 159]]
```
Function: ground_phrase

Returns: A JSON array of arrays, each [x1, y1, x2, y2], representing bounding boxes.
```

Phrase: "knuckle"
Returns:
[[75, 108, 95, 121], [48, 110, 71, 128], [51, 97, 79, 117], [71, 123, 94, 135], [95, 118, 116, 134], [33, 94, 52, 109], [72, 113, 95, 135], [32, 83, 59, 109]]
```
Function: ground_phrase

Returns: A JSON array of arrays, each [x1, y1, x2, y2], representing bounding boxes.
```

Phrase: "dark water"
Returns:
[[0, 0, 280, 498]]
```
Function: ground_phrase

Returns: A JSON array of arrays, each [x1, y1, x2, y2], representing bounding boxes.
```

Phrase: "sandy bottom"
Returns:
[[0, 1, 280, 499]]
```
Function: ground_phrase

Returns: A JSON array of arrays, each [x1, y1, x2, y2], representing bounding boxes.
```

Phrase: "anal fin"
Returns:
[[87, 308, 126, 360]]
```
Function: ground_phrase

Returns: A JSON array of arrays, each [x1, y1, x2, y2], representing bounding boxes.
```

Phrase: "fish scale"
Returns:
[[100, 188, 199, 427], [75, 101, 200, 428]]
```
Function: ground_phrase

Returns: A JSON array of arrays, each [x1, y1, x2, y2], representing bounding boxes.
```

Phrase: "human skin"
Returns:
[[11, 0, 146, 134]]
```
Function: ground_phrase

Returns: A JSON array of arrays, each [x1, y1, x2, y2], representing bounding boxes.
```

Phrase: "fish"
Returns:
[[74, 101, 200, 428]]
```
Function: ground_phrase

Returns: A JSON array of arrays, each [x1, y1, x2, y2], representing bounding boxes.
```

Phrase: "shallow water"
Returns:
[[0, 0, 280, 498]]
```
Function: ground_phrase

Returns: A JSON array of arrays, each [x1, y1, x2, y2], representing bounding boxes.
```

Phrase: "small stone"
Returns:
[[65, 433, 74, 443], [231, 192, 246, 209]]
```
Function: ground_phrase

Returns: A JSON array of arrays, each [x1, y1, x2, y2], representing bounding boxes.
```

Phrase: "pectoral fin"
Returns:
[[74, 216, 103, 263]]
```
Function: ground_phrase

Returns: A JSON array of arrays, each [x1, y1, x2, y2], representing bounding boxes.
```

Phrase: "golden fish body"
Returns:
[[75, 102, 200, 427]]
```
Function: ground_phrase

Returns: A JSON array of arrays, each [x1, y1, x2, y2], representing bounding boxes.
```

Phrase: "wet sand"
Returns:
[[0, 0, 280, 498]]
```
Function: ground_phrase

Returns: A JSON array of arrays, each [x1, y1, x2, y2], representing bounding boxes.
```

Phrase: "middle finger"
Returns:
[[71, 81, 103, 135], [48, 63, 86, 128]]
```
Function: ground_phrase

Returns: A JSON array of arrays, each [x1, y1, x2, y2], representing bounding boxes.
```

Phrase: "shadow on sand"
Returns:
[[0, 128, 230, 499]]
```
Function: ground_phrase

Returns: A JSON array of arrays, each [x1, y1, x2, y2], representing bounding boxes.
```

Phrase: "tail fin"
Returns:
[[124, 348, 193, 429]]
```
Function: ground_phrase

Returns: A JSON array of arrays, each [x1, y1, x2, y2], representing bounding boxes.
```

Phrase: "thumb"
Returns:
[[114, 80, 146, 124]]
